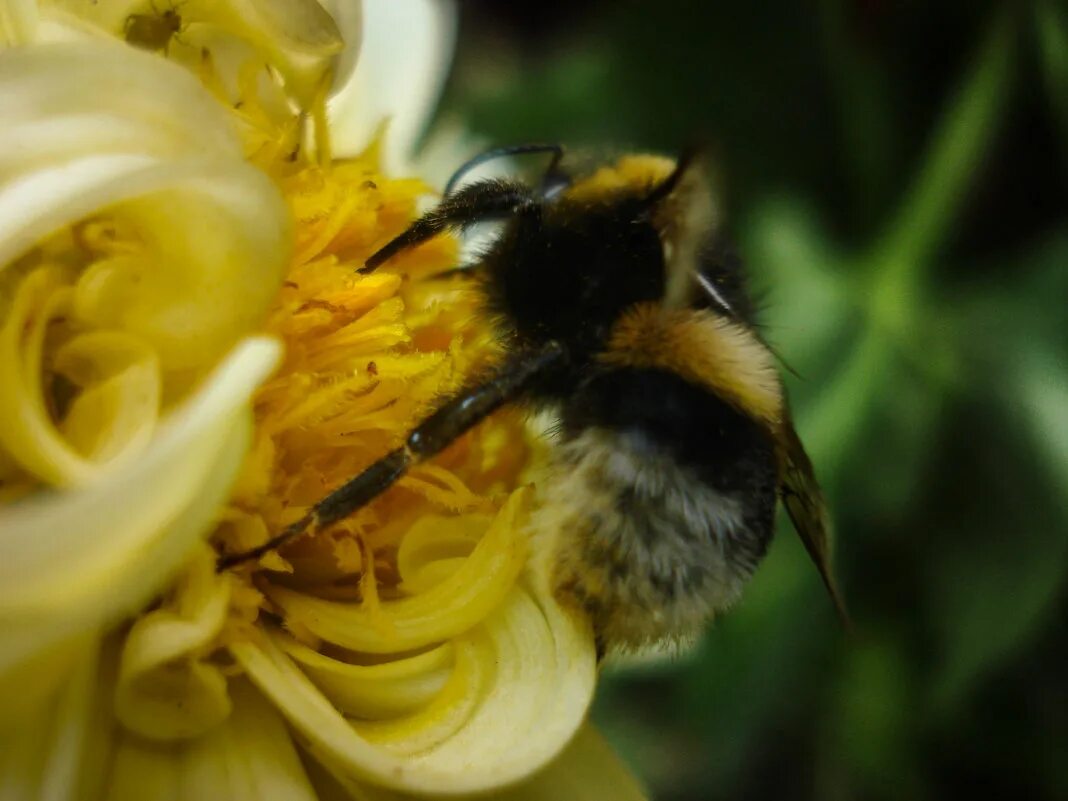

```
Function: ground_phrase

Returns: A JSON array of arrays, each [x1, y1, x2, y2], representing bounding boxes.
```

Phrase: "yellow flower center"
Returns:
[[216, 113, 537, 615]]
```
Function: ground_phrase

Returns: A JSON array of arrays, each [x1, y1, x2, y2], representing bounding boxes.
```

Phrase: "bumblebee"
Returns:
[[219, 144, 847, 648]]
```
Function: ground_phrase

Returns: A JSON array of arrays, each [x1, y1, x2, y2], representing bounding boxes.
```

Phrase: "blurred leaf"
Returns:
[[835, 351, 947, 518], [927, 510, 1066, 712], [822, 634, 925, 801], [1036, 0, 1068, 153], [1019, 349, 1068, 494], [742, 196, 854, 374], [923, 229, 1068, 710]]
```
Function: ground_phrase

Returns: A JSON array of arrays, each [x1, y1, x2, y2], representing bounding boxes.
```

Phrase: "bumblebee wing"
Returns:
[[777, 412, 851, 628]]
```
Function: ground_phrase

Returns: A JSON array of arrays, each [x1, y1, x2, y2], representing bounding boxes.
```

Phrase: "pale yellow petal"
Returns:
[[196, 0, 343, 106], [491, 725, 649, 801], [0, 636, 113, 801], [0, 275, 162, 485], [0, 0, 38, 46], [114, 545, 233, 741], [0, 42, 291, 371], [318, 0, 363, 98], [318, 724, 649, 801], [231, 575, 596, 794], [276, 634, 453, 719], [0, 632, 91, 734], [265, 489, 527, 653], [105, 680, 319, 801], [0, 338, 280, 684], [104, 733, 181, 801]]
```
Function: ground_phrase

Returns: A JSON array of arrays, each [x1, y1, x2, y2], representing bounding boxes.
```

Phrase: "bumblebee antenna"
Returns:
[[361, 180, 537, 273], [444, 143, 564, 197]]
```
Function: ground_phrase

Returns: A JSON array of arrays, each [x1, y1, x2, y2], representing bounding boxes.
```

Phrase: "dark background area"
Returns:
[[440, 2, 1068, 799]]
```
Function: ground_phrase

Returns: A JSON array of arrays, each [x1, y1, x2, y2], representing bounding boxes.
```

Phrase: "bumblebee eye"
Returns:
[[540, 169, 571, 199]]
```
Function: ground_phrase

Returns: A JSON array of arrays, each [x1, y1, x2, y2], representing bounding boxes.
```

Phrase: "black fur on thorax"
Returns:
[[478, 192, 666, 398]]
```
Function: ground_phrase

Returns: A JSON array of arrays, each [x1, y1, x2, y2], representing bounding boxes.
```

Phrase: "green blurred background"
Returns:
[[438, 1, 1068, 799]]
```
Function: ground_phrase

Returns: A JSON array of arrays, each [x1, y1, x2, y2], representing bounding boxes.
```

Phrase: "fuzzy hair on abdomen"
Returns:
[[529, 426, 775, 650]]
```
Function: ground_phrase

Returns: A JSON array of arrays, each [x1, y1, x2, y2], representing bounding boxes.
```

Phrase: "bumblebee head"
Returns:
[[565, 149, 719, 310], [479, 149, 720, 355]]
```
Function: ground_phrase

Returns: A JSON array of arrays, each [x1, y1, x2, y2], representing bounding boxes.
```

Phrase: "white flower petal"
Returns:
[[317, 0, 362, 99], [328, 0, 457, 169], [0, 42, 239, 173]]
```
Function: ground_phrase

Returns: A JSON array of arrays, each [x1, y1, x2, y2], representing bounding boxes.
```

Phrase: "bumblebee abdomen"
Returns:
[[531, 368, 778, 649]]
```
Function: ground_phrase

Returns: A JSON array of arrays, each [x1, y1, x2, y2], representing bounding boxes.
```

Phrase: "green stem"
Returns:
[[868, 10, 1015, 287], [802, 11, 1016, 479], [799, 327, 887, 471]]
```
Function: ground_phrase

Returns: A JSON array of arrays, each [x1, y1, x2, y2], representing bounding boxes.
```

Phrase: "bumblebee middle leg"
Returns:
[[216, 340, 564, 571]]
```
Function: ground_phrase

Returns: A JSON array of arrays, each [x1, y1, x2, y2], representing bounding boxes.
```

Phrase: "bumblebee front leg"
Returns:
[[216, 341, 564, 571], [361, 180, 536, 273]]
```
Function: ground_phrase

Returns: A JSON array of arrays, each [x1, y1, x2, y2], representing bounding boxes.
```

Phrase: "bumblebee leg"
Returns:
[[216, 340, 564, 571], [361, 180, 536, 273], [425, 265, 480, 281]]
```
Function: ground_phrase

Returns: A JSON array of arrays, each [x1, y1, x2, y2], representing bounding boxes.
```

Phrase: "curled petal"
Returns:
[[395, 512, 489, 593], [106, 679, 318, 801], [0, 41, 291, 371], [43, 0, 348, 109], [491, 725, 650, 801], [277, 634, 453, 720], [232, 577, 596, 794], [331, 725, 650, 801], [0, 338, 280, 680], [54, 333, 161, 463], [114, 545, 233, 741], [0, 272, 161, 486], [198, 0, 344, 106], [265, 489, 529, 653]]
